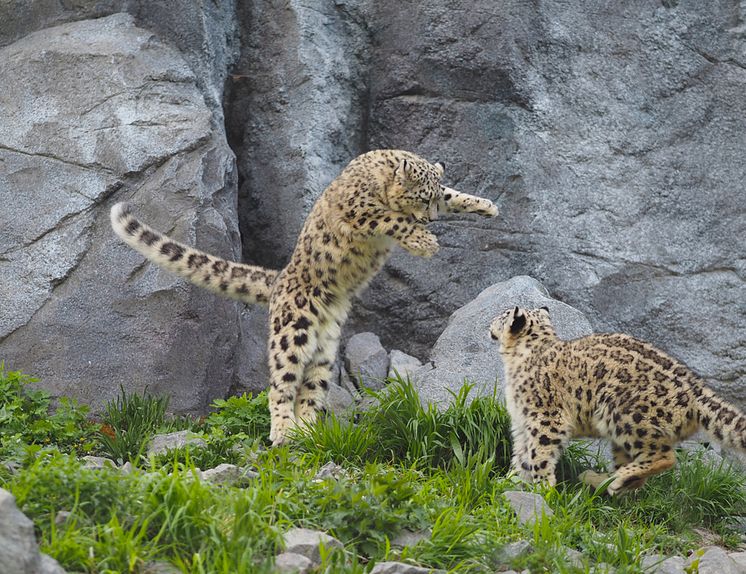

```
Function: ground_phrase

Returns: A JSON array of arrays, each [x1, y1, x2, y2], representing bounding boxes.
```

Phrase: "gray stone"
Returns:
[[313, 462, 344, 481], [344, 332, 390, 391], [201, 463, 246, 485], [54, 511, 73, 527], [390, 529, 430, 548], [326, 383, 355, 416], [281, 528, 344, 566], [0, 13, 243, 415], [500, 540, 533, 562], [81, 456, 116, 470], [120, 462, 135, 475], [641, 555, 686, 574], [563, 548, 585, 569], [388, 350, 424, 381], [503, 491, 554, 526], [39, 554, 66, 574], [147, 431, 207, 457], [687, 547, 742, 574], [0, 488, 43, 574], [369, 562, 446, 574], [274, 552, 314, 574], [141, 561, 182, 574], [728, 552, 746, 569], [413, 276, 592, 405]]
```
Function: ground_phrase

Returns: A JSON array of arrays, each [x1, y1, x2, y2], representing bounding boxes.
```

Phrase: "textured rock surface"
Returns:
[[344, 332, 390, 390], [147, 431, 207, 457], [642, 555, 687, 574], [0, 488, 65, 574], [1, 1, 744, 412], [414, 276, 592, 404], [368, 562, 446, 574], [0, 14, 246, 412], [688, 546, 743, 574], [281, 528, 344, 566], [274, 552, 314, 574], [503, 491, 554, 526], [388, 350, 424, 380]]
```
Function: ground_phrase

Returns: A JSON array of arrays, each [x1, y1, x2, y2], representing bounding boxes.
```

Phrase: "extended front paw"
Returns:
[[477, 199, 498, 218], [404, 229, 439, 258]]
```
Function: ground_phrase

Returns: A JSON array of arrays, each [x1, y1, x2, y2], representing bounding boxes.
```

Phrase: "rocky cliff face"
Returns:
[[0, 1, 743, 411]]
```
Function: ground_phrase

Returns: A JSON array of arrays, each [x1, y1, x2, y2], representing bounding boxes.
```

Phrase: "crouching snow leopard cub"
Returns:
[[490, 307, 746, 496], [111, 149, 498, 445]]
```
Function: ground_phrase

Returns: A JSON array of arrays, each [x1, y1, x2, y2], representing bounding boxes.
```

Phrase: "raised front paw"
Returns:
[[404, 228, 439, 258], [477, 199, 498, 218]]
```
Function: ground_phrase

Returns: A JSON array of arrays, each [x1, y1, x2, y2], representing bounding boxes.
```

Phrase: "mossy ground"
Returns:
[[1, 366, 745, 573]]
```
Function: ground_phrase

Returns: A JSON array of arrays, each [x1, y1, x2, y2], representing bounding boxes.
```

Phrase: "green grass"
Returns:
[[1, 370, 746, 573]]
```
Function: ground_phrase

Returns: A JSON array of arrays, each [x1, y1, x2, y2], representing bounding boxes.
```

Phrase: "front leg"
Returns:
[[440, 187, 498, 217], [352, 210, 439, 258]]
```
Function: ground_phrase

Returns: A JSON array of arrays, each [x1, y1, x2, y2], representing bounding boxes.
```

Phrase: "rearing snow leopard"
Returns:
[[490, 306, 746, 496], [111, 149, 498, 445]]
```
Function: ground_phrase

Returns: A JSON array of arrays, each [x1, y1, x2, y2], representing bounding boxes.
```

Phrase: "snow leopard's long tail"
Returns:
[[695, 382, 746, 451], [110, 203, 278, 305]]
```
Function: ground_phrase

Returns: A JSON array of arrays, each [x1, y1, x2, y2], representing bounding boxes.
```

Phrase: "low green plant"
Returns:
[[98, 385, 169, 463], [205, 391, 271, 439], [0, 365, 94, 452], [9, 449, 133, 525]]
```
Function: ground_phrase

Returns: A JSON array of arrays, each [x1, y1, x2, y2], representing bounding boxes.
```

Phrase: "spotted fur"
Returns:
[[111, 149, 498, 445], [489, 307, 746, 495]]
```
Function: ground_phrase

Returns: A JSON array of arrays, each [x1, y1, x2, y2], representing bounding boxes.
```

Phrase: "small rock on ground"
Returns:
[[344, 332, 389, 390], [326, 382, 355, 415], [499, 540, 533, 563], [147, 430, 207, 456], [274, 552, 314, 573], [503, 491, 554, 525], [0, 488, 62, 574], [641, 555, 687, 574], [388, 349, 423, 380], [201, 463, 254, 485], [313, 462, 344, 481], [369, 561, 446, 574], [141, 561, 182, 574], [39, 554, 66, 574], [282, 528, 343, 566], [81, 455, 116, 469], [390, 529, 430, 548], [687, 546, 743, 574]]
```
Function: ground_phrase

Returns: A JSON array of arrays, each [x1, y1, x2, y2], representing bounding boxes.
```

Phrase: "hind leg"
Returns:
[[579, 444, 641, 491], [295, 322, 341, 426], [607, 447, 676, 496], [267, 305, 317, 446]]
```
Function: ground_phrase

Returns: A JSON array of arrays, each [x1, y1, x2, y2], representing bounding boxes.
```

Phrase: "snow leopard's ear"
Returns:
[[433, 161, 445, 178], [510, 307, 527, 335]]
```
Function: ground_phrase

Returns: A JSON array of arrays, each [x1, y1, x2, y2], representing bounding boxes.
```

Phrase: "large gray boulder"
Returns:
[[414, 276, 592, 405], [0, 14, 247, 413]]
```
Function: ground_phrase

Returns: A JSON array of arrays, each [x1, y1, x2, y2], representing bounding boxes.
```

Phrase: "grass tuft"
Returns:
[[98, 385, 169, 463]]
